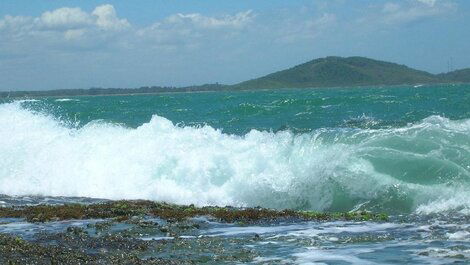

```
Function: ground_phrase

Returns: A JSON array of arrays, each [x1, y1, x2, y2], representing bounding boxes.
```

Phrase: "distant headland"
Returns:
[[2, 56, 469, 98]]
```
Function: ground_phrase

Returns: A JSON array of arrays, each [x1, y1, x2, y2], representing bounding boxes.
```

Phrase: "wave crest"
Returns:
[[0, 102, 469, 214]]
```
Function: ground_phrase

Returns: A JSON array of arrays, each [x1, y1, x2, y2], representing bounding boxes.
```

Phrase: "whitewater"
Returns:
[[1, 93, 469, 215]]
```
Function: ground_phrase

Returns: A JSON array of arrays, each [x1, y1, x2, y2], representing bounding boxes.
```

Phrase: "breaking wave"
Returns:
[[0, 101, 469, 214]]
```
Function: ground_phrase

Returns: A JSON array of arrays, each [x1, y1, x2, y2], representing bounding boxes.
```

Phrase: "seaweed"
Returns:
[[0, 200, 388, 223]]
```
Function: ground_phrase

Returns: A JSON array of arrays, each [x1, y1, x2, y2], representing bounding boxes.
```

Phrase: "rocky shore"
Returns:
[[0, 200, 387, 264]]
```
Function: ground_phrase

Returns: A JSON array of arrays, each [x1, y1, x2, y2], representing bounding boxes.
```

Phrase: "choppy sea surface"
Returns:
[[1, 84, 469, 263]]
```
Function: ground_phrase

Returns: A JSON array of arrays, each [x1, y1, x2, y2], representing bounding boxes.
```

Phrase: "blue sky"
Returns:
[[0, 0, 469, 91]]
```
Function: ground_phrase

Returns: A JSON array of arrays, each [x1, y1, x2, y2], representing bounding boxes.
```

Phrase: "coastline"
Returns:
[[0, 199, 387, 264], [1, 82, 465, 100]]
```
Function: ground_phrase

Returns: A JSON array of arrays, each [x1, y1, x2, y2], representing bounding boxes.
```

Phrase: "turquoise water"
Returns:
[[0, 84, 469, 263], [24, 85, 470, 134], [1, 84, 469, 213]]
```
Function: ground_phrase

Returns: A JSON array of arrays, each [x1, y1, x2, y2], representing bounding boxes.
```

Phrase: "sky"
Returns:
[[0, 0, 469, 91]]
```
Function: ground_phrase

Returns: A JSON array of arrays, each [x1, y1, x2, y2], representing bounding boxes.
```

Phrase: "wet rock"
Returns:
[[0, 200, 388, 223], [66, 226, 87, 236]]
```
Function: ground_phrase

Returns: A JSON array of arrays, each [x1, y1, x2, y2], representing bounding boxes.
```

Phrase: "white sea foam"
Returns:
[[293, 247, 377, 265], [446, 231, 470, 240], [205, 224, 305, 237], [55, 98, 79, 102], [0, 101, 469, 213], [416, 193, 470, 215], [16, 99, 40, 103]]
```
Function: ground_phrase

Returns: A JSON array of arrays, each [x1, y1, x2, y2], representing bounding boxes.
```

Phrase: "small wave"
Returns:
[[294, 111, 312, 116], [0, 101, 469, 214], [343, 114, 381, 128], [416, 192, 470, 215], [55, 98, 79, 102], [17, 99, 40, 103]]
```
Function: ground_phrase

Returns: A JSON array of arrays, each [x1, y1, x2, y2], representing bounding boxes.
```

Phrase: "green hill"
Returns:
[[234, 56, 441, 89], [437, 68, 470, 83]]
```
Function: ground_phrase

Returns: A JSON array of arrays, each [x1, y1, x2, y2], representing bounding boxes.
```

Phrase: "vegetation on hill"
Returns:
[[437, 68, 470, 83], [234, 56, 440, 89]]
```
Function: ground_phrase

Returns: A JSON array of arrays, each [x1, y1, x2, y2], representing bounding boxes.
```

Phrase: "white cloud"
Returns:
[[92, 4, 130, 31], [0, 4, 134, 53], [416, 0, 437, 7], [38, 7, 92, 30], [0, 4, 340, 71], [0, 15, 33, 36], [370, 0, 456, 26], [0, 2, 457, 57], [137, 10, 255, 49], [0, 4, 129, 38], [34, 5, 130, 32], [165, 10, 254, 29], [64, 29, 86, 40], [0, 6, 254, 50]]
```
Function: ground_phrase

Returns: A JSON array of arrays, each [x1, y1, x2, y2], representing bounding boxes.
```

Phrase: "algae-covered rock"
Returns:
[[0, 200, 388, 223]]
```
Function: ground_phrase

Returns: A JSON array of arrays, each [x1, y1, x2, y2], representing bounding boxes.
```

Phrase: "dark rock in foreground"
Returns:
[[0, 200, 387, 264], [0, 232, 183, 264]]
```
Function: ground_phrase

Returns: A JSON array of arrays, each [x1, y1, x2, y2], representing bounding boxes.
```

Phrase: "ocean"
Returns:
[[0, 84, 469, 263]]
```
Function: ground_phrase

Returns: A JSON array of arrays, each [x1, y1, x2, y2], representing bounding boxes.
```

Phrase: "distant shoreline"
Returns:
[[1, 82, 466, 100]]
